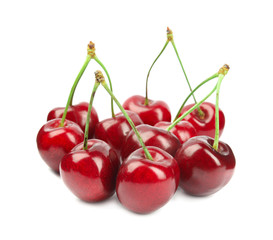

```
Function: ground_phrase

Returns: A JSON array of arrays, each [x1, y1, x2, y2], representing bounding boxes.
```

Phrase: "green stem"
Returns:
[[94, 56, 115, 118], [170, 39, 204, 117], [60, 55, 92, 127], [95, 71, 153, 161], [174, 73, 219, 121], [69, 55, 92, 106], [212, 74, 225, 151], [167, 83, 217, 132], [145, 40, 169, 105], [83, 81, 100, 150]]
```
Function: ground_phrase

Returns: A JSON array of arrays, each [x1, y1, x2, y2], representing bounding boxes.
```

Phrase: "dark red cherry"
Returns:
[[60, 139, 120, 202], [36, 119, 84, 172], [116, 146, 179, 214], [155, 120, 197, 144], [121, 124, 181, 161], [175, 136, 235, 196], [47, 102, 99, 138], [94, 111, 143, 155], [178, 102, 225, 138], [123, 95, 171, 126]]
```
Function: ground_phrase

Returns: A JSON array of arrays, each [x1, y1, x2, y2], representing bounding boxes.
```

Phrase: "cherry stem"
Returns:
[[169, 28, 204, 117], [83, 81, 100, 150], [95, 70, 153, 161], [59, 42, 96, 127], [167, 81, 218, 132], [94, 56, 115, 118], [68, 55, 92, 106], [212, 64, 230, 151], [145, 40, 169, 105], [173, 73, 219, 121]]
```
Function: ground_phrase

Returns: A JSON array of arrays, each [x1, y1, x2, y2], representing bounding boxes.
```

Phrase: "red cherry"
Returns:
[[155, 120, 197, 144], [36, 119, 84, 172], [175, 136, 235, 196], [47, 102, 99, 138], [123, 95, 171, 126], [60, 139, 120, 202], [116, 146, 179, 214], [94, 111, 143, 155], [121, 124, 181, 161], [178, 102, 225, 138]]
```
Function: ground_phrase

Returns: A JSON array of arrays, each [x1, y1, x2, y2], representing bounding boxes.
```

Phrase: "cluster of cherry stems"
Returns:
[[37, 28, 236, 214]]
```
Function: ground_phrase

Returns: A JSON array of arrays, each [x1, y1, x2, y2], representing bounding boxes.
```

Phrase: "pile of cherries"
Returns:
[[36, 28, 236, 214]]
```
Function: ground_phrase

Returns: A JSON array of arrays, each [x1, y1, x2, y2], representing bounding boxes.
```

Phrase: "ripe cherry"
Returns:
[[155, 120, 197, 144], [178, 102, 225, 138], [60, 139, 120, 202], [121, 124, 181, 161], [123, 95, 171, 126], [47, 102, 99, 138], [116, 146, 179, 213], [175, 136, 235, 196], [37, 119, 84, 172], [95, 110, 143, 155]]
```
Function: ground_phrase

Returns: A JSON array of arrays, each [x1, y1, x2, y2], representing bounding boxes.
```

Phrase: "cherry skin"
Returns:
[[116, 146, 180, 214], [122, 95, 171, 126], [47, 102, 99, 138], [94, 111, 143, 155], [175, 136, 236, 196], [178, 102, 225, 138], [155, 120, 197, 144], [36, 119, 84, 173], [121, 124, 181, 161], [60, 139, 120, 202]]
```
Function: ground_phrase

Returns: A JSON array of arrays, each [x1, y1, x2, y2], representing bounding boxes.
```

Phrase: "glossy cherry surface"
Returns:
[[60, 139, 120, 202], [47, 102, 99, 138], [155, 120, 197, 144], [175, 136, 235, 196], [116, 146, 179, 214], [121, 124, 181, 161], [95, 111, 143, 155], [37, 119, 84, 172], [178, 102, 225, 138], [123, 95, 171, 126]]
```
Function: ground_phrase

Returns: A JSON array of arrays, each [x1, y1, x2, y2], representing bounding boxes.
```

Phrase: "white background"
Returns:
[[1, 0, 273, 239]]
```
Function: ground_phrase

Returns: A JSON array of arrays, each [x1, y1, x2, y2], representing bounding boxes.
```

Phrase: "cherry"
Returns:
[[175, 136, 235, 196], [174, 64, 235, 196], [94, 110, 143, 155], [116, 146, 179, 214], [121, 124, 181, 161], [177, 102, 225, 138], [123, 95, 171, 126], [47, 102, 99, 138], [60, 139, 120, 202], [36, 119, 84, 172], [155, 120, 197, 144]]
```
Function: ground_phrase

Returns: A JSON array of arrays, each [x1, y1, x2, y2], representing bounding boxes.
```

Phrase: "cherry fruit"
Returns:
[[60, 139, 120, 202], [123, 95, 171, 126], [178, 102, 225, 138], [95, 110, 143, 155], [175, 136, 235, 196], [47, 102, 99, 138], [121, 124, 181, 161], [37, 119, 84, 172], [155, 120, 197, 144], [116, 146, 179, 214]]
